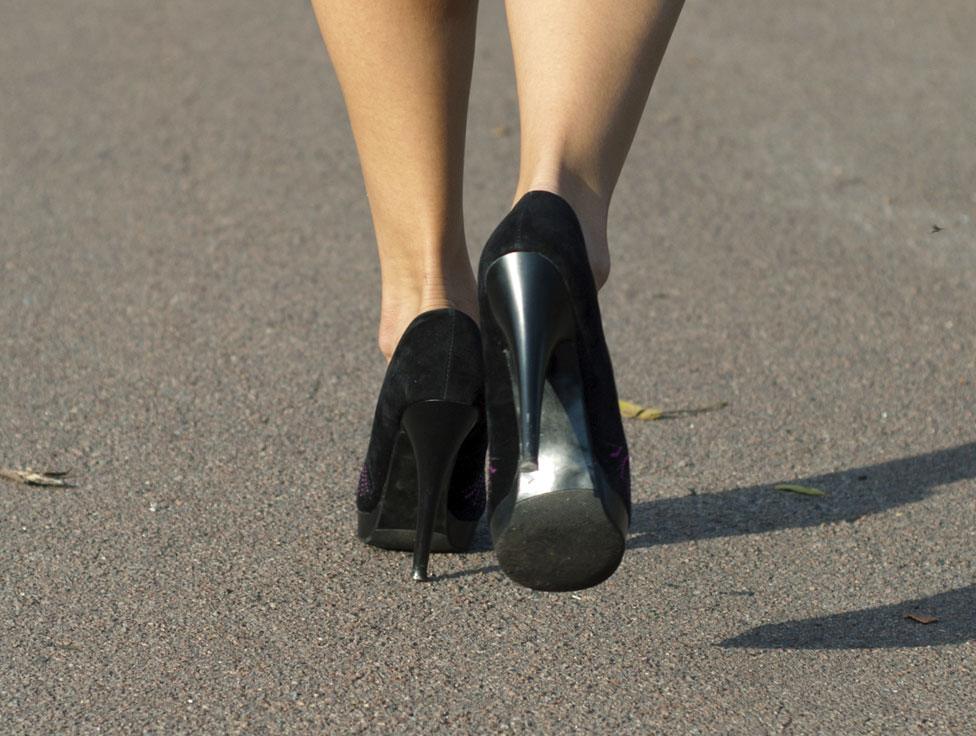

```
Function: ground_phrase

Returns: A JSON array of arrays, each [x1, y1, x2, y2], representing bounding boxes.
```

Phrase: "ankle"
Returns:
[[514, 171, 611, 290], [376, 254, 478, 360]]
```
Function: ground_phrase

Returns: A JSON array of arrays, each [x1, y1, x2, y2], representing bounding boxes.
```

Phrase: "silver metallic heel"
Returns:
[[485, 252, 575, 470], [478, 191, 631, 591], [483, 251, 626, 591]]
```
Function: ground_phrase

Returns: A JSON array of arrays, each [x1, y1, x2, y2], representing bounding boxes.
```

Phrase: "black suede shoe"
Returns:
[[478, 191, 630, 591], [356, 308, 487, 581]]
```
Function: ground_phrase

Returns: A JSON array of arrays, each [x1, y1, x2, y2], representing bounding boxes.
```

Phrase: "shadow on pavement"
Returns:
[[434, 564, 502, 582], [628, 442, 976, 548], [721, 585, 976, 649]]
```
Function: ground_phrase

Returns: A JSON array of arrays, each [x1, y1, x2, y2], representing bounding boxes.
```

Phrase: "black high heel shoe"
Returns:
[[478, 191, 630, 591], [356, 308, 487, 581]]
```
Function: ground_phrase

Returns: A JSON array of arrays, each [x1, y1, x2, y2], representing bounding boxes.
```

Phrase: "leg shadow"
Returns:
[[629, 442, 976, 547], [721, 585, 976, 649], [433, 564, 502, 582], [434, 515, 500, 581]]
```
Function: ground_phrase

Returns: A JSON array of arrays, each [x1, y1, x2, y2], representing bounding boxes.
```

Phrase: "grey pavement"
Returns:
[[1, 0, 975, 732]]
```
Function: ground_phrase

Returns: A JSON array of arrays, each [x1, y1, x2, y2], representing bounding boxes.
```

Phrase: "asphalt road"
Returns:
[[1, 1, 974, 733]]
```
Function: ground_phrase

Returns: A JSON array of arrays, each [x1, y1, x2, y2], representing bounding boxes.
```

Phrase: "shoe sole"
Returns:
[[493, 489, 625, 591]]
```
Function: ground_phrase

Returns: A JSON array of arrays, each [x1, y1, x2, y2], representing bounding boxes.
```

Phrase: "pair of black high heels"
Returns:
[[355, 191, 630, 591]]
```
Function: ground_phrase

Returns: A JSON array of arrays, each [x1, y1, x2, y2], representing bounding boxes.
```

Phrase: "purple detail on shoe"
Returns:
[[610, 445, 630, 480], [481, 457, 499, 507], [486, 459, 499, 499], [464, 474, 486, 510], [356, 463, 371, 501], [449, 471, 486, 521]]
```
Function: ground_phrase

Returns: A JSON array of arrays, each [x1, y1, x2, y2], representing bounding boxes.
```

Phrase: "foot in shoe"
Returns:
[[355, 308, 488, 581], [478, 191, 631, 592]]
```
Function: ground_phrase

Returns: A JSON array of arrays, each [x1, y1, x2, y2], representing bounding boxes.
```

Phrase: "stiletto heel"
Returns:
[[479, 191, 631, 591], [401, 400, 479, 581], [485, 252, 575, 470], [356, 309, 487, 580]]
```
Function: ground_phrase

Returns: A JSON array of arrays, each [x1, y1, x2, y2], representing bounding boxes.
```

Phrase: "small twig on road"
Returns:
[[0, 467, 75, 488]]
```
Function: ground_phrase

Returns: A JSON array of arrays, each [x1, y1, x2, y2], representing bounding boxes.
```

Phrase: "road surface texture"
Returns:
[[1, 1, 974, 733]]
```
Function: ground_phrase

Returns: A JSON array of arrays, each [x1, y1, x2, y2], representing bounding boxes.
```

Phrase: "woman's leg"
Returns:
[[504, 0, 685, 288], [310, 1, 479, 359]]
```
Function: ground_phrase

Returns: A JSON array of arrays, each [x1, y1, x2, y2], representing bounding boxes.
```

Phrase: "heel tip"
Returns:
[[412, 569, 429, 582]]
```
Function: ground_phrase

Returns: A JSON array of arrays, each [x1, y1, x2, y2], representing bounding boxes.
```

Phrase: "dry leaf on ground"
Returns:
[[773, 483, 827, 497], [0, 468, 75, 488], [619, 399, 728, 421], [904, 613, 939, 624], [619, 400, 663, 420]]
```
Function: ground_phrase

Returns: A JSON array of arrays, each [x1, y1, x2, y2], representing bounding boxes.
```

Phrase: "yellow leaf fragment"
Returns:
[[638, 407, 663, 421], [619, 399, 727, 421], [618, 400, 665, 420], [618, 400, 643, 418]]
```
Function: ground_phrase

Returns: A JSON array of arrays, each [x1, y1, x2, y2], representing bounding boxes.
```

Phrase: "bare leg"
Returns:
[[311, 1, 479, 358], [505, 0, 684, 287]]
